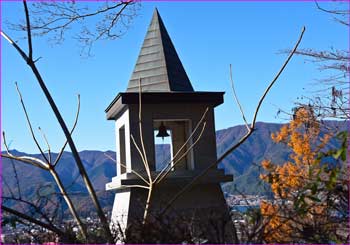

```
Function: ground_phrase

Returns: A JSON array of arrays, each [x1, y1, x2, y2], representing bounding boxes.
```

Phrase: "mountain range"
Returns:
[[2, 121, 346, 214]]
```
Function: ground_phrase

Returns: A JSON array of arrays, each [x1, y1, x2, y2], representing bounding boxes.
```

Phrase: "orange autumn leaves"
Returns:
[[260, 200, 294, 242], [259, 107, 333, 242], [260, 107, 328, 197]]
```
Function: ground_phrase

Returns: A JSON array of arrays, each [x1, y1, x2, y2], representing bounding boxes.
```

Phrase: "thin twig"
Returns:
[[2, 131, 49, 170], [38, 126, 52, 163], [30, 2, 130, 32], [1, 154, 48, 170], [229, 64, 249, 130], [251, 26, 306, 125], [10, 158, 22, 199], [104, 152, 150, 185], [156, 122, 207, 184], [2, 205, 65, 237], [315, 1, 350, 16], [49, 168, 87, 240], [138, 78, 151, 179], [130, 134, 147, 170], [2, 177, 16, 199], [160, 26, 306, 215], [15, 82, 49, 164], [120, 185, 150, 190], [136, 78, 153, 223], [1, 31, 28, 61], [3, 196, 55, 228], [154, 107, 209, 183], [53, 94, 80, 167]]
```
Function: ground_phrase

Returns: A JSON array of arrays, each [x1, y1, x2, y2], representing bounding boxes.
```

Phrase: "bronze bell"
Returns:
[[156, 122, 170, 139]]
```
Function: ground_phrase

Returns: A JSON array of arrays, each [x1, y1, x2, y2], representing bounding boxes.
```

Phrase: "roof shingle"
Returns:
[[126, 8, 194, 92]]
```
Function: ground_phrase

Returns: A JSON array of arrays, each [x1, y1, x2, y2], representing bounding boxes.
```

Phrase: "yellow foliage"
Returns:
[[271, 125, 288, 142], [260, 106, 333, 242], [261, 159, 272, 170], [260, 201, 293, 243]]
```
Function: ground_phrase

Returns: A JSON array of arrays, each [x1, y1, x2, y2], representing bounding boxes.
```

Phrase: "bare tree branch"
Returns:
[[2, 205, 65, 237], [38, 126, 52, 163], [48, 167, 87, 240], [3, 195, 56, 228], [15, 82, 49, 163], [104, 152, 150, 185], [2, 12, 112, 238], [7, 1, 140, 56], [2, 131, 49, 170], [2, 176, 16, 199], [2, 1, 139, 242], [53, 94, 80, 167], [130, 134, 148, 169], [156, 122, 207, 184], [229, 64, 249, 130], [315, 1, 350, 26], [8, 155, 25, 199], [137, 79, 153, 223], [23, 1, 33, 61], [1, 31, 28, 61], [252, 27, 305, 126], [138, 79, 151, 180], [154, 107, 209, 183], [119, 185, 150, 190], [2, 134, 87, 239], [1, 153, 48, 171], [160, 26, 306, 215]]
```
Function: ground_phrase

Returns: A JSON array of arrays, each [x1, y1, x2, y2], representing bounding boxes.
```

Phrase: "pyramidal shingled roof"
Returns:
[[126, 8, 194, 92]]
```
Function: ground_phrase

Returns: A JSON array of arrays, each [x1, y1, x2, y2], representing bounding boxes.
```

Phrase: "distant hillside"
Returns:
[[216, 122, 290, 195], [217, 121, 346, 194], [2, 121, 346, 214]]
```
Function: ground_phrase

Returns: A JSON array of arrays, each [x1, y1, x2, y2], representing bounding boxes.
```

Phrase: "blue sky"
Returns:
[[1, 1, 348, 153]]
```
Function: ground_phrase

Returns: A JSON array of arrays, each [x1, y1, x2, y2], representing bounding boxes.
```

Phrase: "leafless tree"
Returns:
[[1, 0, 138, 242], [2, 158, 66, 240], [293, 1, 349, 81], [7, 1, 140, 56], [285, 1, 349, 120], [314, 1, 349, 27], [2, 82, 87, 240], [158, 27, 305, 216]]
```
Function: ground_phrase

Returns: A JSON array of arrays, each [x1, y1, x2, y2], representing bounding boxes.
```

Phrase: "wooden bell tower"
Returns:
[[105, 8, 232, 232]]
